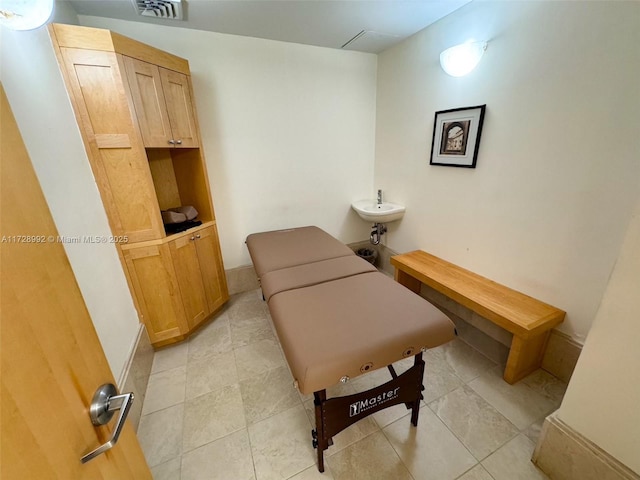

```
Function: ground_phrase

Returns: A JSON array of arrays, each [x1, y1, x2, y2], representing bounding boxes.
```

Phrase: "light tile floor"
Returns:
[[139, 289, 565, 480]]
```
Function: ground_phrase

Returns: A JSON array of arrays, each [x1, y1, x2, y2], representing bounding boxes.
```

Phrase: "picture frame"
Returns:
[[429, 104, 486, 168]]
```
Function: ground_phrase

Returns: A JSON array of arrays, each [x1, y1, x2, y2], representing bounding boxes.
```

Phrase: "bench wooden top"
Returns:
[[391, 250, 565, 339]]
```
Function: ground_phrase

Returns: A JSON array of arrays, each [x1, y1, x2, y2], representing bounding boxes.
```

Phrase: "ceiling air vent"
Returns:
[[133, 0, 183, 20]]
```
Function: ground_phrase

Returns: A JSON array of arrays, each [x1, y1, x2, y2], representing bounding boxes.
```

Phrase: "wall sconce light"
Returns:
[[0, 0, 54, 31], [440, 41, 488, 77]]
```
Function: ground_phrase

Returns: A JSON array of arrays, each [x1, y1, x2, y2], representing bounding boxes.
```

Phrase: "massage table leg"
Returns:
[[312, 390, 327, 472], [311, 353, 426, 472]]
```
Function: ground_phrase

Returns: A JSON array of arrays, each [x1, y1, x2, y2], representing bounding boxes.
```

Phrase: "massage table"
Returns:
[[246, 226, 456, 472]]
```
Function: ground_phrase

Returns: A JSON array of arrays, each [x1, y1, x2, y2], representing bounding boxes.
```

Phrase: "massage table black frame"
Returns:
[[246, 226, 456, 472], [311, 356, 425, 472]]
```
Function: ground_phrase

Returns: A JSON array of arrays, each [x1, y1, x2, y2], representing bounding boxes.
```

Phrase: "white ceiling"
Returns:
[[65, 0, 471, 54]]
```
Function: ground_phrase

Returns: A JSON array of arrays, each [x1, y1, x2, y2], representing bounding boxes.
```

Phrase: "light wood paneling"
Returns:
[[1, 85, 151, 479]]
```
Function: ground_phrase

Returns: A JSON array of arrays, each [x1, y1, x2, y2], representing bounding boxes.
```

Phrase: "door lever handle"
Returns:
[[81, 383, 134, 463]]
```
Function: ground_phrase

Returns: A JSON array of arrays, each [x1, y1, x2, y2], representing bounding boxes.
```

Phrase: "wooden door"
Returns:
[[123, 56, 174, 148], [159, 67, 199, 148], [122, 243, 189, 345], [195, 225, 229, 314], [0, 86, 152, 479], [169, 233, 208, 329]]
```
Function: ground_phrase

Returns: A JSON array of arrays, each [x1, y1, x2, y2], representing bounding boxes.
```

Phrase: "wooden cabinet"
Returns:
[[49, 23, 229, 347], [123, 223, 228, 343], [124, 56, 199, 148]]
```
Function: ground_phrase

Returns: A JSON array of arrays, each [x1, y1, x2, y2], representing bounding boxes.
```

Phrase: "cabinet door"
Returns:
[[169, 234, 208, 329], [57, 48, 164, 242], [194, 225, 229, 314], [123, 56, 174, 148], [123, 244, 189, 344], [160, 68, 200, 148]]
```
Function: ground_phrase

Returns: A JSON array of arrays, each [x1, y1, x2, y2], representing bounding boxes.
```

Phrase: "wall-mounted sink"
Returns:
[[351, 200, 405, 223]]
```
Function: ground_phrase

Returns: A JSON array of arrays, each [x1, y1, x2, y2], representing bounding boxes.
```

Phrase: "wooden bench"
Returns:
[[391, 250, 565, 384]]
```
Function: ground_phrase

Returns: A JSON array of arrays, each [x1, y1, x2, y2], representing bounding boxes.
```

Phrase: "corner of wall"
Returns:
[[533, 412, 640, 480], [225, 265, 259, 296], [53, 0, 80, 24], [119, 324, 154, 431]]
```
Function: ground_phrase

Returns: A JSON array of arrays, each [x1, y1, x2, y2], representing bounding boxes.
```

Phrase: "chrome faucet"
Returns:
[[377, 189, 383, 205]]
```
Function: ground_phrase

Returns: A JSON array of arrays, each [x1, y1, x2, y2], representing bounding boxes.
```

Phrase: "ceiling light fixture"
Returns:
[[0, 0, 54, 30], [440, 41, 487, 77]]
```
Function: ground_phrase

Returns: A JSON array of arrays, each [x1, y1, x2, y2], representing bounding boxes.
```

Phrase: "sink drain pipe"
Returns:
[[370, 223, 387, 245]]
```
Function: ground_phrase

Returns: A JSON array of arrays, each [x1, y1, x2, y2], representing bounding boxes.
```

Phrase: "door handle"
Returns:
[[81, 383, 134, 463]]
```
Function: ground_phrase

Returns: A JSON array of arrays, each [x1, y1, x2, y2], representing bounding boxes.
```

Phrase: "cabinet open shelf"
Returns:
[[147, 148, 215, 231]]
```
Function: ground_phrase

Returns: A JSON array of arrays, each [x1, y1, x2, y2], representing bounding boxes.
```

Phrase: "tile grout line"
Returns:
[[427, 383, 522, 461]]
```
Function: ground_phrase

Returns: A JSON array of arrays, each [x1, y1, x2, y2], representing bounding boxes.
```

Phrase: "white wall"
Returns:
[[374, 1, 640, 342], [1, 3, 140, 381], [557, 196, 640, 473], [78, 15, 378, 269]]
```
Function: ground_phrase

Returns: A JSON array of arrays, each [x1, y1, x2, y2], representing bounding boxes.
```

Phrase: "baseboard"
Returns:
[[119, 324, 154, 432], [542, 329, 583, 384], [533, 412, 639, 479], [225, 264, 259, 295]]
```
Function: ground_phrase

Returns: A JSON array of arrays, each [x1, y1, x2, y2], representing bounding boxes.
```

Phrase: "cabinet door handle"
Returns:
[[81, 383, 134, 463], [168, 139, 175, 145], [176, 139, 183, 145], [195, 234, 201, 239], [190, 236, 196, 241]]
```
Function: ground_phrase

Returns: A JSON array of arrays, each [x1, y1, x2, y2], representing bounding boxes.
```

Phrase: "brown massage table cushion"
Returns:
[[246, 226, 355, 278], [268, 271, 456, 395], [260, 256, 377, 302]]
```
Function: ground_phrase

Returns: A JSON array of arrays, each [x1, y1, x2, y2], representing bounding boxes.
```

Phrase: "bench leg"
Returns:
[[504, 331, 551, 384], [394, 269, 422, 294]]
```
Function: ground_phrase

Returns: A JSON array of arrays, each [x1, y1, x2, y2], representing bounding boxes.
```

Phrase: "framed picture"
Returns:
[[429, 104, 486, 168]]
